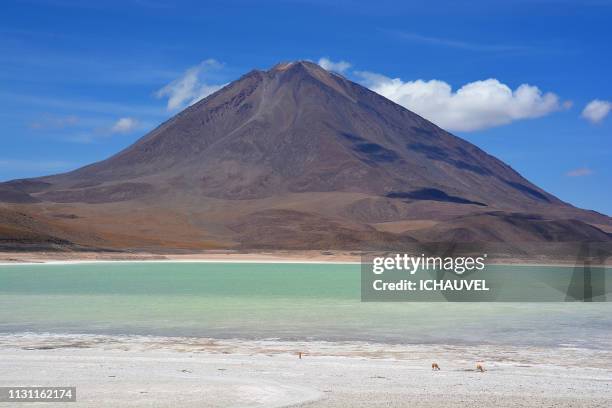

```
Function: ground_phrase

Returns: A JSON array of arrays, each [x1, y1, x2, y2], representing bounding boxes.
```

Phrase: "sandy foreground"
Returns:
[[0, 334, 611, 408]]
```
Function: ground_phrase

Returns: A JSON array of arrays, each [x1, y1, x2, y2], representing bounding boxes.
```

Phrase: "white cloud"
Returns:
[[156, 59, 226, 111], [111, 117, 139, 134], [581, 99, 611, 124], [318, 57, 351, 74], [355, 71, 564, 132], [566, 167, 593, 177]]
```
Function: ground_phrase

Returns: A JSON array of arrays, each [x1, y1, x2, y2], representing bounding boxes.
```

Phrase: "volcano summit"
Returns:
[[0, 61, 610, 252]]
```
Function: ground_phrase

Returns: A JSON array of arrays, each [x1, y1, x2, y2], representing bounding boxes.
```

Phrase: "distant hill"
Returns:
[[1, 61, 610, 252]]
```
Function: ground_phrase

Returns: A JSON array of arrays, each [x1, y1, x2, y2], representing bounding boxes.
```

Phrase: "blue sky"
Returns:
[[1, 0, 611, 215]]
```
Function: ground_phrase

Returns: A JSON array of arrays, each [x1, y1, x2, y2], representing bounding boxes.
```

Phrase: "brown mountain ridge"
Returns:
[[1, 61, 610, 252]]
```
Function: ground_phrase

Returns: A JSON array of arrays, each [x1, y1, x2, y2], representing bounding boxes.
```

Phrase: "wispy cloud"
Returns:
[[66, 117, 148, 143], [581, 99, 611, 124], [156, 59, 227, 111], [0, 91, 165, 118], [0, 158, 77, 173], [29, 114, 79, 130], [0, 43, 181, 86], [110, 117, 139, 134], [391, 31, 530, 52], [566, 167, 594, 177], [318, 57, 352, 73], [355, 70, 565, 132]]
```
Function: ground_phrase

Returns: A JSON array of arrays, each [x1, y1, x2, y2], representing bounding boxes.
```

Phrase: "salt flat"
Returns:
[[1, 334, 611, 408]]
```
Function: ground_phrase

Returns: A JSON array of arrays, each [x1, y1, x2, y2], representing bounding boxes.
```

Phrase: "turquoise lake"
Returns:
[[1, 262, 611, 349]]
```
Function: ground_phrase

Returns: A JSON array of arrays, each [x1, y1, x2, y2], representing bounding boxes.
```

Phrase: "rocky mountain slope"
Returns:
[[1, 61, 610, 252]]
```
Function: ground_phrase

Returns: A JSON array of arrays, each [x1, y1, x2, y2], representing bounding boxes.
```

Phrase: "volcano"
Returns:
[[1, 61, 610, 252]]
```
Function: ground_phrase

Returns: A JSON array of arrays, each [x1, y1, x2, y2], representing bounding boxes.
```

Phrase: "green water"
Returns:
[[1, 262, 611, 348]]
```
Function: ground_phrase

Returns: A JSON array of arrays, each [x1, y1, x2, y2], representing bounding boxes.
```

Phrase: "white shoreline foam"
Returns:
[[1, 259, 602, 268], [0, 259, 361, 266]]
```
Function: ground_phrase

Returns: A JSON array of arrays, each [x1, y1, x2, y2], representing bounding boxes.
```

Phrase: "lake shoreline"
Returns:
[[1, 250, 606, 267]]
